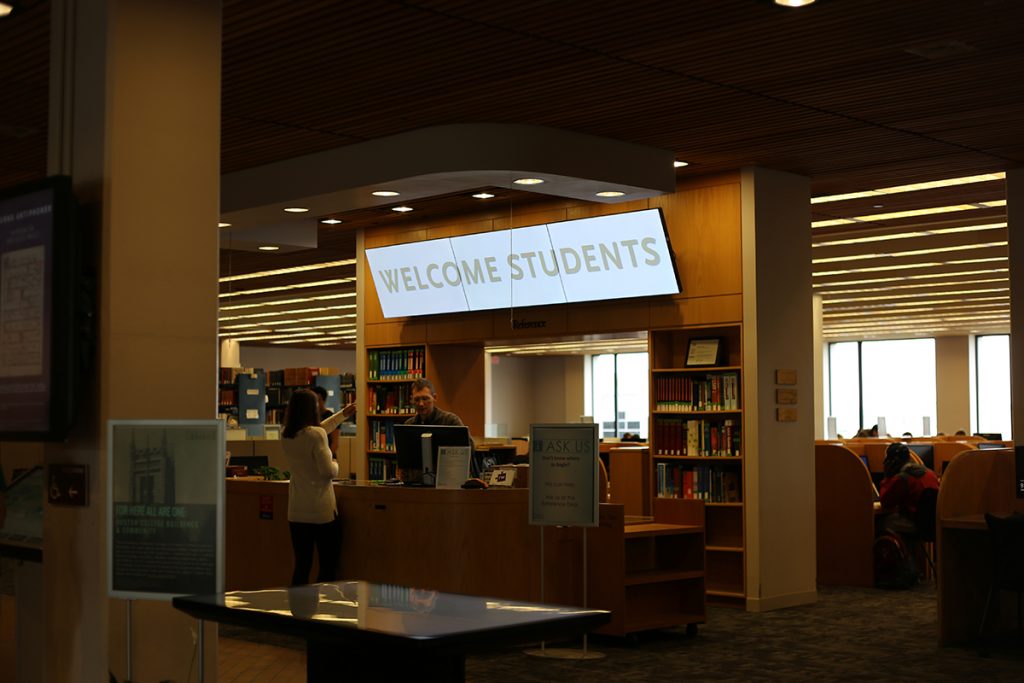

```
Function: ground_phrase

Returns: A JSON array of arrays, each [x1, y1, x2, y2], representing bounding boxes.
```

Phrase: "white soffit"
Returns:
[[220, 123, 677, 228]]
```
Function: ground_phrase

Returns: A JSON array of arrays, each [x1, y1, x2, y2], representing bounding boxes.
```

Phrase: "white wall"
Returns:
[[935, 336, 971, 436], [741, 167, 816, 611], [488, 355, 585, 436], [238, 345, 355, 372]]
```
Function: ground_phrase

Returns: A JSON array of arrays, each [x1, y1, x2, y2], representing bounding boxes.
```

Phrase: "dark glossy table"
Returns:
[[173, 580, 610, 682]]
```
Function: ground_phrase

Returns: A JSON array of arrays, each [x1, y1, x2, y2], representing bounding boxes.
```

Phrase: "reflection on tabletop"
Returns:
[[202, 580, 607, 638]]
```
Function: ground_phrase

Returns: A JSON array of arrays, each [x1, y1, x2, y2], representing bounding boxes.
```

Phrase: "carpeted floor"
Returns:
[[222, 583, 1024, 682]]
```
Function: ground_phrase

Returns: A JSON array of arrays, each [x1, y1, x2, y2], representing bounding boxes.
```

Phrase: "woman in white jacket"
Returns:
[[281, 389, 355, 585]]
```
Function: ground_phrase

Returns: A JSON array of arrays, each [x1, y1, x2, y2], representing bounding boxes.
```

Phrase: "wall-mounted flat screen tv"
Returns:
[[365, 208, 681, 318], [0, 176, 83, 440]]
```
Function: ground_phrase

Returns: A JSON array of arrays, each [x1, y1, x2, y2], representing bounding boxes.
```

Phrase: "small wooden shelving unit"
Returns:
[[650, 324, 745, 606], [586, 497, 706, 636]]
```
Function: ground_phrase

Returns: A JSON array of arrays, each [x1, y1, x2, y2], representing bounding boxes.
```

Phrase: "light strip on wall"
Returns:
[[219, 259, 356, 283], [813, 268, 1008, 289], [219, 291, 356, 311], [812, 203, 1007, 229], [810, 172, 1005, 204], [219, 304, 356, 322], [823, 287, 1008, 305], [219, 278, 356, 298], [812, 241, 1008, 264], [814, 277, 1007, 296], [220, 322, 357, 341], [812, 222, 1007, 248], [823, 302, 1009, 320]]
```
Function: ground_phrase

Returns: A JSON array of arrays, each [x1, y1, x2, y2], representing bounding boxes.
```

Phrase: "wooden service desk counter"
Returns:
[[225, 479, 706, 636], [937, 447, 1024, 645]]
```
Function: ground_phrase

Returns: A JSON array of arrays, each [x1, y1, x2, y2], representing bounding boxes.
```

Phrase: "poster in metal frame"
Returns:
[[107, 420, 225, 600], [528, 423, 599, 527]]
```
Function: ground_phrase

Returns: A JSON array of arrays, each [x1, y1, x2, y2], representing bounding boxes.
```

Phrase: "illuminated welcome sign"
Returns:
[[366, 208, 680, 318]]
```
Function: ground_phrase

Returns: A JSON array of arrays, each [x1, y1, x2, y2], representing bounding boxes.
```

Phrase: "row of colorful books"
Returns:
[[655, 463, 741, 502], [653, 418, 740, 457], [367, 384, 417, 415], [368, 419, 399, 452], [368, 348, 425, 381], [653, 372, 739, 412]]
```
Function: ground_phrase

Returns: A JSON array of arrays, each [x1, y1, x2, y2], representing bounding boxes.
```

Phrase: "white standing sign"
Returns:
[[528, 423, 599, 527]]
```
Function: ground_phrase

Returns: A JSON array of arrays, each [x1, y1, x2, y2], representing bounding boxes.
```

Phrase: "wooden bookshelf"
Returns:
[[365, 345, 425, 480], [650, 324, 745, 605]]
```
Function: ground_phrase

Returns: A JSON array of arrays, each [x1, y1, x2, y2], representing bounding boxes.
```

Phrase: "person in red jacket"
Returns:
[[879, 441, 939, 534]]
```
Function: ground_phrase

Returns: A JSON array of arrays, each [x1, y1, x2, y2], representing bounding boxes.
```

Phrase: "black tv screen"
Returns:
[[0, 176, 82, 440]]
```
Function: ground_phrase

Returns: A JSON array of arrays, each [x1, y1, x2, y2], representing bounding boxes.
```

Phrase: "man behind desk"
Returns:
[[405, 378, 465, 427]]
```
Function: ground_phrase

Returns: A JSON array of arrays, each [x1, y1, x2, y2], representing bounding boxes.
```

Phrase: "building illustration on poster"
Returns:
[[108, 421, 224, 600], [129, 431, 177, 504]]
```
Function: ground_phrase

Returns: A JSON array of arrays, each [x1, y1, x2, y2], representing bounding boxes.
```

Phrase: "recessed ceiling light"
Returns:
[[283, 207, 309, 213], [320, 218, 343, 224], [218, 222, 232, 228], [513, 178, 544, 185], [372, 191, 400, 197], [257, 245, 280, 251], [392, 206, 414, 213], [596, 191, 625, 198], [673, 160, 689, 168], [775, 0, 816, 7], [472, 192, 495, 199]]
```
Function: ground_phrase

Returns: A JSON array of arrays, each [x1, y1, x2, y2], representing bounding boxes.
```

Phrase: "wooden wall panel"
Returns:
[[649, 294, 743, 329], [652, 180, 743, 299], [565, 198, 651, 220], [492, 307, 568, 339], [494, 206, 571, 230], [427, 343, 486, 434], [427, 312, 495, 343], [566, 301, 651, 335], [364, 321, 427, 346]]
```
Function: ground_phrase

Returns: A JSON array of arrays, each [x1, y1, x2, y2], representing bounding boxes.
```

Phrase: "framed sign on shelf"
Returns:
[[685, 338, 722, 367]]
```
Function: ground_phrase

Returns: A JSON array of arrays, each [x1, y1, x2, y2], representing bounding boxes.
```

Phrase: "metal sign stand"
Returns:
[[525, 526, 604, 661]]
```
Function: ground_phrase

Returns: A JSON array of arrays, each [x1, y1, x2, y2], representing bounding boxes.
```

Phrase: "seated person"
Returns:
[[878, 442, 939, 535], [405, 378, 465, 426]]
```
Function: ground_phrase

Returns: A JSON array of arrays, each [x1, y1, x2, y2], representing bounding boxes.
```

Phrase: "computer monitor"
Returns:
[[907, 443, 934, 470], [393, 423, 471, 486], [975, 432, 1002, 440]]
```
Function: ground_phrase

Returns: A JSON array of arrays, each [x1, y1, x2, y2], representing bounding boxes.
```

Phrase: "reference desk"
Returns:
[[173, 580, 609, 682], [225, 480, 705, 636], [937, 447, 1024, 645]]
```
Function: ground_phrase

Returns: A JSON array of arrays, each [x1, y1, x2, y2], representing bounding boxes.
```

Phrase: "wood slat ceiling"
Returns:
[[3, 0, 1022, 347]]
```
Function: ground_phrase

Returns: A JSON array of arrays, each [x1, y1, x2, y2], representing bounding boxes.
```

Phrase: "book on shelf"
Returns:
[[654, 372, 739, 412], [369, 419, 398, 452], [367, 455, 396, 481], [654, 417, 740, 457], [655, 462, 742, 503], [367, 383, 413, 415], [368, 347, 424, 381]]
